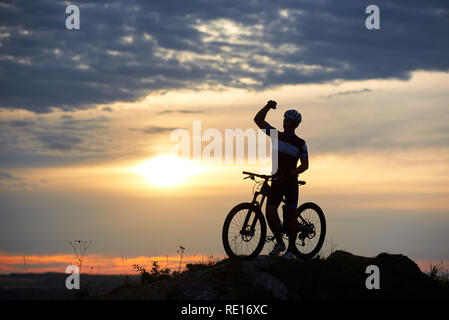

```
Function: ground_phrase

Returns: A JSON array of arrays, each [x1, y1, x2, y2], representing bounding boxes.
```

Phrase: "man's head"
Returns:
[[283, 109, 302, 133]]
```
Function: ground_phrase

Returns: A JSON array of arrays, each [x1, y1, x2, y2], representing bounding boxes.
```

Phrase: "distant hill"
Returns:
[[101, 250, 449, 300], [0, 273, 139, 300]]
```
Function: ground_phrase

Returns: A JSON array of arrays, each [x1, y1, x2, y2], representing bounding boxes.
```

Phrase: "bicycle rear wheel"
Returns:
[[292, 202, 326, 259], [222, 202, 267, 259]]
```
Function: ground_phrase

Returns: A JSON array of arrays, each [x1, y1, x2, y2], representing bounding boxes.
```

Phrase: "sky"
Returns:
[[0, 0, 449, 274]]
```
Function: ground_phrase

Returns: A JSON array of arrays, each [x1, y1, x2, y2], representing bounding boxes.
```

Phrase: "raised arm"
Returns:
[[254, 100, 277, 130]]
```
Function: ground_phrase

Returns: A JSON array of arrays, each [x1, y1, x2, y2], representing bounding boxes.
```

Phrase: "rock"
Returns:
[[100, 252, 449, 300]]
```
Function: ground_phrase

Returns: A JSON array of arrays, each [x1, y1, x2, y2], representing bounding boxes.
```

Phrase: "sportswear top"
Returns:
[[264, 123, 308, 175]]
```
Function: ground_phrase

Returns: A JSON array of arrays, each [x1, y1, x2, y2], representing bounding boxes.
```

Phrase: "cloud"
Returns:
[[0, 171, 22, 181], [0, 0, 447, 113], [36, 133, 84, 151], [322, 88, 372, 99], [58, 116, 109, 131], [157, 109, 204, 115], [0, 115, 112, 167], [0, 118, 35, 128], [0, 171, 44, 190], [129, 125, 182, 134], [101, 106, 114, 112]]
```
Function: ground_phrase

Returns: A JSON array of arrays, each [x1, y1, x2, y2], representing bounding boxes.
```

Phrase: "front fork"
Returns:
[[240, 192, 265, 236]]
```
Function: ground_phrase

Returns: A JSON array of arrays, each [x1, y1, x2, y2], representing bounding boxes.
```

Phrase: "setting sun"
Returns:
[[132, 154, 206, 187]]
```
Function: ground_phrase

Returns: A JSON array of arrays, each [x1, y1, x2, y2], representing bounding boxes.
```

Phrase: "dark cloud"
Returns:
[[36, 133, 84, 151], [129, 125, 182, 134], [33, 116, 110, 152], [0, 115, 108, 133], [101, 106, 113, 112], [0, 118, 35, 128], [0, 171, 22, 180], [58, 116, 109, 130], [322, 88, 372, 99], [0, 149, 113, 168], [0, 0, 447, 113], [8, 119, 35, 127], [0, 115, 111, 167], [0, 171, 42, 190]]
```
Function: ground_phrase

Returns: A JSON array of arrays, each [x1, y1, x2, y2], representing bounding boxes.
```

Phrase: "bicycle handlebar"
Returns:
[[242, 171, 272, 179], [242, 171, 306, 185]]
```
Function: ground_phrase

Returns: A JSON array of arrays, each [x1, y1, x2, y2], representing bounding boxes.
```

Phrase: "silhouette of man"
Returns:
[[254, 100, 309, 260]]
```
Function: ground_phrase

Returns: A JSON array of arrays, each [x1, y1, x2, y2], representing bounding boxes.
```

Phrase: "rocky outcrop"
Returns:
[[102, 251, 449, 300]]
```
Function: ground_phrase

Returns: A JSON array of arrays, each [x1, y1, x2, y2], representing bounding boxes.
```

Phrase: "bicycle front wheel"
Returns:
[[293, 202, 326, 259], [222, 202, 267, 260]]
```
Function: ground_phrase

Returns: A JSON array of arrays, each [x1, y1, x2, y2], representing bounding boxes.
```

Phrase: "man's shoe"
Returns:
[[269, 243, 286, 256], [282, 251, 294, 261]]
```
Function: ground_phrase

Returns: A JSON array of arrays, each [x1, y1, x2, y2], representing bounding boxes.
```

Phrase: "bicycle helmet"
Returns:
[[284, 109, 302, 123]]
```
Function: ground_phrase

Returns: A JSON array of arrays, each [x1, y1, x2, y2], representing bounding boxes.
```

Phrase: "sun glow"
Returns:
[[132, 154, 206, 187]]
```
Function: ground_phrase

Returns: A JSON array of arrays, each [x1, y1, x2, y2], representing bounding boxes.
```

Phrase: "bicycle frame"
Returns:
[[223, 171, 325, 259], [241, 177, 307, 237]]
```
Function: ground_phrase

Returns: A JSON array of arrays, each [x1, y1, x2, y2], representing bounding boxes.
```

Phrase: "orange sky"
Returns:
[[0, 251, 225, 275], [1, 251, 447, 275]]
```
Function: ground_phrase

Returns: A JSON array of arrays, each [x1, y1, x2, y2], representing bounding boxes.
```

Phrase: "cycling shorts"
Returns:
[[266, 176, 298, 209]]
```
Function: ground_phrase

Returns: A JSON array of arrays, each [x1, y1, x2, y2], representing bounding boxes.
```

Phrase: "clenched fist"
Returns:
[[266, 100, 277, 109]]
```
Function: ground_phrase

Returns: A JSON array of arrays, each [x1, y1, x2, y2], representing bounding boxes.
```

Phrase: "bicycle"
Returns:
[[222, 171, 326, 260]]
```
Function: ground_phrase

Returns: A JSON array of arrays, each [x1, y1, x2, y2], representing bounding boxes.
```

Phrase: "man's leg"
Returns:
[[285, 206, 299, 252], [284, 179, 299, 254], [266, 180, 284, 245], [266, 204, 284, 245]]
